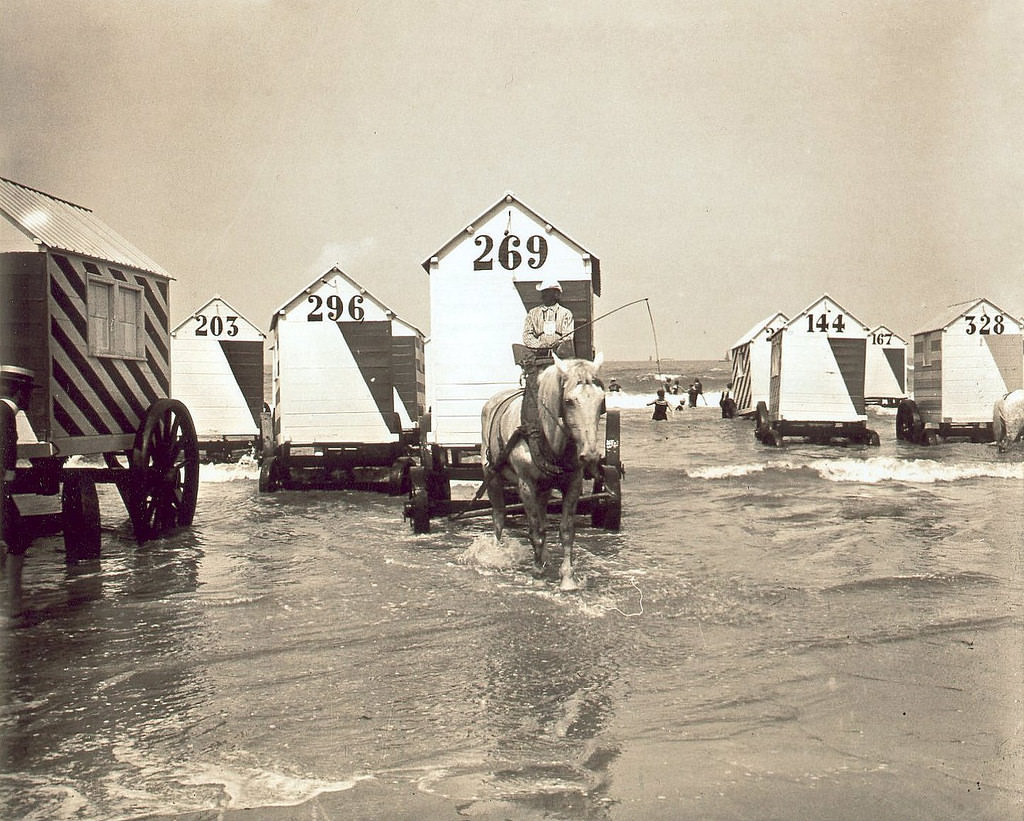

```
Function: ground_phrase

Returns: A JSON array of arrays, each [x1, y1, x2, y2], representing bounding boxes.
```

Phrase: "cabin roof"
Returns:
[[782, 293, 871, 332], [420, 191, 601, 296], [730, 311, 789, 349], [0, 175, 172, 279], [913, 297, 1018, 335], [270, 266, 424, 334], [868, 325, 907, 344], [172, 295, 266, 338]]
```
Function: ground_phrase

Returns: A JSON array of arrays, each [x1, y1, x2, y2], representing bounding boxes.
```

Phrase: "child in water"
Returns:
[[647, 389, 672, 421]]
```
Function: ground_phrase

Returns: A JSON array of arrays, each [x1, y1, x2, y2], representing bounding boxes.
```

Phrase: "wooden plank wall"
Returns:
[[0, 252, 49, 437]]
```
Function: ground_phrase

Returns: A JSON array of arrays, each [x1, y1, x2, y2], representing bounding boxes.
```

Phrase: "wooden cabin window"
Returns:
[[89, 280, 113, 352], [88, 278, 144, 359]]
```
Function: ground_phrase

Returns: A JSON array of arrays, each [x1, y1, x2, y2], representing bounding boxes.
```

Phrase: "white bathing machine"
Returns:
[[262, 266, 425, 492], [757, 294, 879, 446], [896, 298, 1023, 444], [728, 311, 788, 417], [171, 297, 265, 460], [0, 175, 199, 562], [406, 192, 621, 532], [863, 325, 908, 407]]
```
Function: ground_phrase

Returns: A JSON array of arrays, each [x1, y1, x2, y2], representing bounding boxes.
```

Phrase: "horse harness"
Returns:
[[486, 388, 576, 479]]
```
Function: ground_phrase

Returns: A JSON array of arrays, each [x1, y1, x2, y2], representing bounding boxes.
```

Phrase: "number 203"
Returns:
[[195, 314, 238, 337]]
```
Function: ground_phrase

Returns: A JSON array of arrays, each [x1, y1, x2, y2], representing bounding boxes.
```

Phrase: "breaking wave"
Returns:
[[687, 456, 1024, 484]]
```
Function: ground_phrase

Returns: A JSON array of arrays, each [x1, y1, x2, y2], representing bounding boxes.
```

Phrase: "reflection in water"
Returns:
[[0, 531, 210, 820], [476, 590, 620, 817]]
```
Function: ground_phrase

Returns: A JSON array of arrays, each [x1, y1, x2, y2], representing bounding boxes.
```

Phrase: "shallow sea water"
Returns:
[[1, 376, 1022, 820]]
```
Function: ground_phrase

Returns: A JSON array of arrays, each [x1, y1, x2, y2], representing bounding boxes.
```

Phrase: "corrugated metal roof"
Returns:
[[0, 176, 171, 278]]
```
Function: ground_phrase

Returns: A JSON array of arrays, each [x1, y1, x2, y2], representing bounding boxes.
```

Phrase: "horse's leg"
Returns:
[[518, 477, 548, 574], [557, 471, 584, 592], [483, 468, 507, 540], [994, 406, 1007, 452]]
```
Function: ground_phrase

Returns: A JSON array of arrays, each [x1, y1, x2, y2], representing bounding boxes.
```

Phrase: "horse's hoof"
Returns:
[[559, 576, 579, 592]]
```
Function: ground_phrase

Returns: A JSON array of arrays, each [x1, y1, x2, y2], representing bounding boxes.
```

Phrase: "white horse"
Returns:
[[993, 389, 1024, 452], [481, 353, 605, 591]]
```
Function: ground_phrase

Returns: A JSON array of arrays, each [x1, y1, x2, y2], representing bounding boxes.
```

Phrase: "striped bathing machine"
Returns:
[[728, 311, 788, 417], [0, 176, 199, 561]]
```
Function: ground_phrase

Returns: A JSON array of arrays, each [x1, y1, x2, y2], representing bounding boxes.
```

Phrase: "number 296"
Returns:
[[307, 293, 365, 322]]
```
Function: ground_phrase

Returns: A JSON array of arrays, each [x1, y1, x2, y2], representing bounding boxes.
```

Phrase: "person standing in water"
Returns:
[[647, 388, 672, 421], [1, 366, 35, 617]]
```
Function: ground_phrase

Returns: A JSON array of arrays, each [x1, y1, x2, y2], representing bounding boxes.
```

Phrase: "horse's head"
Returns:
[[548, 352, 606, 471]]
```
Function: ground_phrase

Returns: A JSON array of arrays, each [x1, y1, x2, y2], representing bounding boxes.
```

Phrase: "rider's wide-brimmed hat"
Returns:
[[536, 277, 563, 292], [0, 365, 36, 388]]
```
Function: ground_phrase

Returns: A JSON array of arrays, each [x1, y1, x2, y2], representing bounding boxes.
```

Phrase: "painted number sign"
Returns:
[[871, 331, 893, 345], [473, 234, 549, 271], [805, 313, 846, 333], [306, 293, 365, 322], [963, 314, 1005, 335], [194, 314, 239, 337]]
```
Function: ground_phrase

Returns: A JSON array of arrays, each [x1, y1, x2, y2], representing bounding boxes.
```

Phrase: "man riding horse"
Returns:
[[517, 277, 575, 474]]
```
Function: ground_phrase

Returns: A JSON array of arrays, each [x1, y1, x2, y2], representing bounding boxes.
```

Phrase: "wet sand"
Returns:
[[142, 621, 1023, 821]]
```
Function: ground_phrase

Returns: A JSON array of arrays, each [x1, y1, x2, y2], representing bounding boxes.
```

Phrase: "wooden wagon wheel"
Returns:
[[128, 399, 200, 542], [407, 466, 431, 533], [591, 410, 622, 531], [754, 401, 770, 442], [258, 455, 282, 493], [591, 465, 622, 531], [896, 399, 923, 443]]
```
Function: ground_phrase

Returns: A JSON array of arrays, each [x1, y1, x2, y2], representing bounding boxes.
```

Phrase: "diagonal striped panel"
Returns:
[[52, 254, 88, 302], [45, 252, 171, 442], [51, 358, 115, 435], [51, 323, 136, 434], [731, 346, 752, 413]]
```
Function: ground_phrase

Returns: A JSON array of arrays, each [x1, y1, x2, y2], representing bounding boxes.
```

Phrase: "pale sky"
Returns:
[[2, 0, 1022, 360]]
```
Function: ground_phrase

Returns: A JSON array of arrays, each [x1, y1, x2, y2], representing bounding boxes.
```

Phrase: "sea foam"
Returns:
[[688, 456, 1024, 484]]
